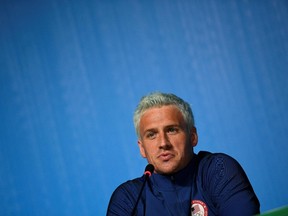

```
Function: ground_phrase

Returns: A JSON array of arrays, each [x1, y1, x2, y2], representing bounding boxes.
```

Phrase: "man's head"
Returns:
[[133, 92, 198, 174]]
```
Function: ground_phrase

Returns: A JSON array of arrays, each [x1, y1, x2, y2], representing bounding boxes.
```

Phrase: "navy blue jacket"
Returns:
[[107, 152, 260, 216]]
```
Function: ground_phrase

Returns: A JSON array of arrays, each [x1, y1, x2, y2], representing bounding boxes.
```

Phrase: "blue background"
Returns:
[[1, 0, 288, 215]]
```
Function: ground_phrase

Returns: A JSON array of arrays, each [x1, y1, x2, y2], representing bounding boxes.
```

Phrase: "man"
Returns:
[[107, 92, 260, 216]]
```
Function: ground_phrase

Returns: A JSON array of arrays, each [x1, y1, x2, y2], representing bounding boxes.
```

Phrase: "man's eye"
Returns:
[[167, 127, 178, 134], [146, 132, 156, 139]]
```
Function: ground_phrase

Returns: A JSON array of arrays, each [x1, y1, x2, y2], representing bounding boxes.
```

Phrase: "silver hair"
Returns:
[[133, 92, 195, 138]]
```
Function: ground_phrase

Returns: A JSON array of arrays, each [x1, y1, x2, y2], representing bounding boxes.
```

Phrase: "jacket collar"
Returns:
[[149, 155, 198, 191]]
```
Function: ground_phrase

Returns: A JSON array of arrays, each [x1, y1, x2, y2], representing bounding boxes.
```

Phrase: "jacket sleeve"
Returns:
[[200, 153, 260, 216]]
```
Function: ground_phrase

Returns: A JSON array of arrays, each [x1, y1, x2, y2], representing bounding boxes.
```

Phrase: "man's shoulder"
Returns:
[[197, 151, 243, 178], [197, 151, 239, 165], [196, 151, 245, 197], [195, 151, 260, 214], [107, 176, 145, 215], [111, 176, 144, 198]]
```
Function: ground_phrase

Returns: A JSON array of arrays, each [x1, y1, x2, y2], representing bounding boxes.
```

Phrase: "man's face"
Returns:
[[137, 105, 198, 175]]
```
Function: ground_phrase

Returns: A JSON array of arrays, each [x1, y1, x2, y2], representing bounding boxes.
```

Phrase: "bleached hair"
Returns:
[[133, 92, 195, 138]]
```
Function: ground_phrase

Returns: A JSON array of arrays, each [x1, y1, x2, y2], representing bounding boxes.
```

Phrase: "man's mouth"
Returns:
[[158, 152, 174, 161]]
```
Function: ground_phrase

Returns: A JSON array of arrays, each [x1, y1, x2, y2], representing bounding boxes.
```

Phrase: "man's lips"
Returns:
[[158, 152, 174, 161]]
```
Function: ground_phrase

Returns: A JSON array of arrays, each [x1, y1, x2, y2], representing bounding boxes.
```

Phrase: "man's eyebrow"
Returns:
[[164, 124, 181, 128], [143, 128, 157, 133]]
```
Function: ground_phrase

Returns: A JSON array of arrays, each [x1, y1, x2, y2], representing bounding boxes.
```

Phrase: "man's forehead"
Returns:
[[141, 105, 180, 117], [139, 106, 185, 129]]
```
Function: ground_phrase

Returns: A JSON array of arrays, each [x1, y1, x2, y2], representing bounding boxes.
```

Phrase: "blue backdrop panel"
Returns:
[[0, 0, 287, 215]]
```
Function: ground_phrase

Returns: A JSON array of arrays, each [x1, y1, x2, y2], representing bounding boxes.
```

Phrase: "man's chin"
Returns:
[[155, 163, 178, 175]]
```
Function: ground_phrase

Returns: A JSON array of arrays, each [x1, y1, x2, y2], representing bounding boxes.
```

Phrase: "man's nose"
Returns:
[[159, 132, 171, 149]]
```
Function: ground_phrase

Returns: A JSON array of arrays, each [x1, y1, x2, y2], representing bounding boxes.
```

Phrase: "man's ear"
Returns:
[[190, 127, 198, 147], [138, 140, 147, 158]]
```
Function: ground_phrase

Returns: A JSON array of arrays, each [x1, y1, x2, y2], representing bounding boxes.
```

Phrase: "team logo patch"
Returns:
[[191, 200, 208, 216]]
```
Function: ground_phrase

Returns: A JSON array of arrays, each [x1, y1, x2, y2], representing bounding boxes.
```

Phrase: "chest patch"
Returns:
[[191, 200, 208, 216]]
